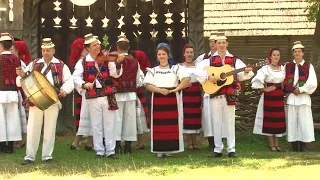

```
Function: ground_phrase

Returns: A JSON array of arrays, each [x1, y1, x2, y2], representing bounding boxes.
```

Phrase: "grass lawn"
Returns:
[[1, 132, 320, 179]]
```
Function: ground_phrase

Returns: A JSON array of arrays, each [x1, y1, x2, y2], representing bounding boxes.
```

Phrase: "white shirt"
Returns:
[[195, 50, 254, 97], [285, 60, 317, 106], [195, 51, 216, 64], [251, 65, 285, 89], [0, 51, 19, 103], [25, 56, 74, 94]]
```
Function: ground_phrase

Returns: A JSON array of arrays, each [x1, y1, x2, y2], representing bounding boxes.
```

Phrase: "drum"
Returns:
[[20, 70, 59, 111]]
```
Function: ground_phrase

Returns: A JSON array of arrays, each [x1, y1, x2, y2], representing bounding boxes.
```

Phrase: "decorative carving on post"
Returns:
[[188, 0, 204, 58], [23, 0, 40, 59]]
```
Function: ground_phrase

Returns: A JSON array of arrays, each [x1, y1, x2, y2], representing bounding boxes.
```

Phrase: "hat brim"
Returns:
[[0, 36, 12, 41], [117, 38, 129, 43], [84, 38, 97, 45], [41, 44, 55, 49], [292, 44, 304, 50]]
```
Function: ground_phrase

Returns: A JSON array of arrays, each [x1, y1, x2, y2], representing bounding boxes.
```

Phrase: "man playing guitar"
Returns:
[[195, 33, 254, 158]]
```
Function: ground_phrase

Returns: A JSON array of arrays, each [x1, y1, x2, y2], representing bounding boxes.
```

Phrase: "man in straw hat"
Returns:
[[195, 33, 254, 157], [114, 35, 144, 154], [283, 41, 317, 152], [0, 32, 22, 154], [73, 33, 121, 159], [18, 38, 74, 165], [195, 32, 218, 64]]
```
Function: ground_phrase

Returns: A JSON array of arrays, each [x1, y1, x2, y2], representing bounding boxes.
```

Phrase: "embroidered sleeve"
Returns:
[[235, 58, 254, 81], [299, 63, 318, 94], [143, 68, 155, 86], [251, 66, 267, 89], [175, 65, 190, 81]]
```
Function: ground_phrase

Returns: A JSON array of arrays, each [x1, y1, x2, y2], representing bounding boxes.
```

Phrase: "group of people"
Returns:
[[0, 31, 317, 165]]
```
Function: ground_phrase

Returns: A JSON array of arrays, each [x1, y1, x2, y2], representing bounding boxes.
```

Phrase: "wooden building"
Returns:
[[203, 0, 317, 63]]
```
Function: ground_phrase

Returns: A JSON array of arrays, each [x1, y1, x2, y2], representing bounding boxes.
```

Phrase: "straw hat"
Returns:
[[0, 32, 13, 41], [209, 32, 218, 40], [84, 33, 97, 45], [291, 41, 304, 50], [215, 32, 227, 40], [116, 35, 129, 43], [93, 35, 101, 44], [41, 38, 55, 49]]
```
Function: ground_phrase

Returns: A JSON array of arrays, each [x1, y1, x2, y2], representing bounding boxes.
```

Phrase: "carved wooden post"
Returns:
[[188, 0, 204, 58], [23, 0, 40, 59]]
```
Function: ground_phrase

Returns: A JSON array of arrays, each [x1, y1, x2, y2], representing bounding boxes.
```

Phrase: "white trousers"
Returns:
[[87, 97, 116, 156], [286, 105, 315, 142], [136, 98, 149, 135], [25, 104, 59, 161], [115, 100, 137, 141], [211, 96, 236, 153], [0, 103, 22, 142]]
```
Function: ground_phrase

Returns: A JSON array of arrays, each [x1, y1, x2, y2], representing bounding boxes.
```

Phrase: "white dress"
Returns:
[[144, 65, 189, 154], [251, 65, 286, 137]]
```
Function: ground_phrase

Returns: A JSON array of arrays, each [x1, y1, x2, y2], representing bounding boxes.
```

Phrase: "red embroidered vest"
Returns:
[[283, 61, 309, 92], [82, 58, 117, 98], [210, 55, 241, 105], [32, 58, 64, 89], [0, 54, 20, 91], [116, 55, 138, 93]]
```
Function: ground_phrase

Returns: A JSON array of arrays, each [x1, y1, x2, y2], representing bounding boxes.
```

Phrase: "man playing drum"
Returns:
[[0, 32, 22, 154], [17, 38, 74, 165]]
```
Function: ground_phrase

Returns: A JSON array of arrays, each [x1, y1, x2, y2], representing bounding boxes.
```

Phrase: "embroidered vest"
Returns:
[[283, 61, 310, 92], [115, 55, 138, 93], [0, 54, 20, 91], [210, 55, 241, 105], [82, 57, 119, 110], [203, 52, 211, 60], [32, 58, 64, 89]]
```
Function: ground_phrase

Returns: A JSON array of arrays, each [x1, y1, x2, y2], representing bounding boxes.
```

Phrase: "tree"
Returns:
[[305, 0, 320, 70]]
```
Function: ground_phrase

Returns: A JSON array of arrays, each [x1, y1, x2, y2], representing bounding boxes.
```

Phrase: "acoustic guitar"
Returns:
[[202, 60, 267, 94]]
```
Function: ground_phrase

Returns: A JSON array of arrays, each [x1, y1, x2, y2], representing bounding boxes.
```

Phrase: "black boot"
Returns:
[[299, 141, 306, 152], [6, 141, 14, 153], [291, 142, 299, 152], [115, 141, 122, 154], [208, 137, 214, 149], [0, 142, 6, 153], [124, 141, 132, 154]]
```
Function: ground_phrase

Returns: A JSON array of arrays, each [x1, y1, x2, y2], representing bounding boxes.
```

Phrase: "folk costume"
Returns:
[[284, 41, 317, 151], [144, 45, 189, 156], [133, 50, 151, 135], [73, 34, 119, 157], [114, 36, 144, 153], [23, 38, 74, 163], [0, 33, 22, 153], [179, 57, 202, 134], [195, 33, 217, 64], [252, 64, 286, 137], [195, 34, 254, 156], [70, 38, 92, 137]]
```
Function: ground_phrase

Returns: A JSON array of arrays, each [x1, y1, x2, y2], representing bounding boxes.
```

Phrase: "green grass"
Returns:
[[1, 132, 320, 179]]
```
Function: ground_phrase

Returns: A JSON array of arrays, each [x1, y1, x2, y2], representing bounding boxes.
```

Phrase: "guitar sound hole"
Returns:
[[217, 79, 226, 86], [220, 73, 226, 80]]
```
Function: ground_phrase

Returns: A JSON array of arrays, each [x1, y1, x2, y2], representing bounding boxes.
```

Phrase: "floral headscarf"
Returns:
[[156, 42, 173, 67], [69, 38, 85, 67]]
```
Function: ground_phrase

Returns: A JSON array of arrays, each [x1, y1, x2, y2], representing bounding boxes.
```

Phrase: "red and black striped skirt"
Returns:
[[152, 92, 179, 152], [136, 87, 149, 123], [75, 92, 82, 131], [262, 83, 286, 134], [182, 82, 202, 130]]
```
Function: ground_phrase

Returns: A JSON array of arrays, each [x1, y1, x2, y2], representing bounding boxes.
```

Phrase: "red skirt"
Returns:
[[136, 87, 149, 123], [262, 83, 286, 134], [152, 92, 179, 152], [182, 82, 202, 130]]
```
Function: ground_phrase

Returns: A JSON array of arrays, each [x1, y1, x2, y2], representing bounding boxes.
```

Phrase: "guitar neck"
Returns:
[[225, 67, 246, 77]]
